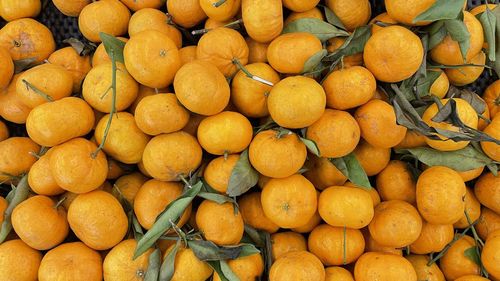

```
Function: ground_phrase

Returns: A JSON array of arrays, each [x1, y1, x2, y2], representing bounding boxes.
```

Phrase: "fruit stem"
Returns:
[[191, 19, 244, 35], [212, 0, 227, 7], [169, 219, 188, 247], [232, 58, 274, 87], [54, 197, 66, 209], [22, 79, 54, 102], [178, 175, 192, 188], [465, 210, 484, 247]]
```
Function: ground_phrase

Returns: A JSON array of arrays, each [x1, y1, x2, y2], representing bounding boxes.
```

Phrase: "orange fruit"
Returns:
[[268, 76, 326, 129], [270, 231, 307, 260], [474, 172, 500, 214], [355, 99, 408, 148], [291, 208, 322, 233], [445, 51, 486, 86], [457, 166, 484, 182], [0, 121, 8, 141], [134, 179, 191, 230], [284, 7, 324, 26], [352, 140, 391, 176], [28, 149, 64, 196], [249, 129, 307, 178], [0, 18, 55, 63], [429, 69, 450, 98], [269, 251, 326, 281], [483, 79, 500, 119], [405, 254, 445, 281], [325, 0, 371, 31], [307, 109, 360, 158], [344, 181, 381, 207], [142, 131, 202, 181], [199, 0, 240, 21], [38, 242, 102, 281], [455, 187, 481, 229], [318, 185, 374, 229], [0, 239, 41, 281], [470, 4, 498, 16], [482, 231, 500, 280], [128, 8, 182, 48], [394, 130, 427, 149], [127, 84, 156, 114], [439, 235, 480, 280], [238, 192, 280, 233], [455, 276, 491, 281], [325, 266, 354, 281], [78, 0, 130, 42], [52, 0, 90, 17], [203, 17, 235, 29], [164, 245, 214, 281], [112, 172, 147, 205], [106, 158, 126, 180], [364, 25, 424, 82], [166, 0, 207, 28], [174, 60, 230, 116], [304, 155, 348, 190], [0, 47, 13, 90], [369, 200, 422, 248], [354, 252, 417, 281], [481, 116, 500, 161], [369, 12, 397, 34], [242, 0, 283, 43], [0, 137, 39, 182], [363, 230, 403, 255], [197, 111, 253, 155], [231, 62, 280, 118], [204, 154, 239, 193], [308, 224, 365, 266], [326, 37, 364, 68], [246, 37, 269, 63], [213, 253, 264, 281], [261, 174, 318, 228], [103, 239, 153, 281], [179, 46, 197, 66], [410, 221, 454, 254], [385, 0, 436, 26], [376, 160, 416, 203], [283, 0, 319, 12], [120, 0, 162, 10], [0, 198, 5, 221], [124, 30, 181, 89], [196, 200, 244, 245], [0, 0, 40, 21], [91, 37, 128, 67], [68, 190, 128, 250], [422, 98, 479, 151], [267, 32, 322, 74], [476, 207, 500, 241], [47, 47, 92, 93], [478, 97, 491, 131], [430, 11, 484, 65]]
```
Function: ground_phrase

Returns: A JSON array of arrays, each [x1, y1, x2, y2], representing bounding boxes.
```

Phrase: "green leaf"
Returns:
[[13, 57, 37, 73], [188, 240, 242, 261], [325, 25, 370, 60], [478, 7, 496, 61], [464, 246, 481, 265], [302, 49, 328, 74], [395, 146, 495, 172], [99, 32, 126, 63], [416, 70, 442, 97], [207, 261, 231, 281], [329, 153, 371, 189], [299, 137, 321, 156], [237, 244, 260, 258], [134, 182, 202, 259], [493, 5, 500, 77], [198, 192, 235, 205], [453, 88, 486, 114], [321, 5, 346, 30], [159, 240, 180, 281], [414, 0, 465, 22], [220, 260, 240, 281], [428, 21, 448, 50], [226, 150, 259, 197], [244, 225, 265, 247], [444, 19, 471, 63], [282, 18, 349, 42], [144, 248, 161, 281], [0, 175, 30, 243], [63, 38, 96, 56]]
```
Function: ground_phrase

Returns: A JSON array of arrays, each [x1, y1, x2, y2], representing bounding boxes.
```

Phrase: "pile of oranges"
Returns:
[[0, 0, 499, 280]]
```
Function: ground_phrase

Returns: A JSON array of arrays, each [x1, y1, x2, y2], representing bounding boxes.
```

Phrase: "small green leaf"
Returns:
[[159, 240, 180, 281], [207, 261, 230, 281], [188, 240, 242, 261], [220, 260, 240, 281], [282, 18, 349, 42], [416, 70, 442, 97], [325, 25, 370, 60], [13, 57, 37, 73], [428, 21, 448, 50], [0, 175, 30, 243], [444, 19, 471, 63], [302, 49, 328, 74], [131, 212, 144, 241], [226, 150, 259, 197], [63, 38, 96, 56], [321, 5, 346, 30], [144, 248, 161, 281], [99, 32, 126, 63], [463, 246, 481, 265], [198, 192, 235, 205], [486, 163, 499, 176], [330, 153, 371, 189], [478, 7, 496, 61], [414, 0, 465, 22], [244, 224, 265, 247], [454, 88, 486, 114], [237, 244, 260, 258], [299, 137, 321, 156], [493, 5, 500, 77]]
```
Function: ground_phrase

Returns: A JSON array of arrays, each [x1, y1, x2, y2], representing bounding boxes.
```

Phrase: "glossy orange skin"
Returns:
[[483, 79, 500, 119], [353, 139, 391, 176], [376, 160, 416, 203], [410, 221, 454, 254], [199, 0, 240, 22], [385, 0, 435, 26], [103, 239, 153, 281], [0, 74, 31, 124], [120, 0, 162, 10], [269, 251, 326, 281], [0, 0, 41, 21], [0, 47, 13, 90], [78, 0, 130, 42], [405, 255, 445, 281], [238, 192, 280, 233], [0, 137, 39, 182], [0, 121, 7, 141], [196, 200, 244, 246], [482, 232, 500, 280], [48, 47, 92, 93], [128, 8, 182, 48], [112, 172, 147, 205], [204, 154, 239, 193], [242, 0, 283, 43], [455, 187, 481, 229], [476, 207, 500, 241], [326, 0, 371, 30], [270, 232, 307, 260], [369, 12, 397, 34], [164, 245, 214, 281], [445, 51, 486, 86], [394, 130, 427, 149], [303, 155, 348, 190], [440, 236, 480, 280], [91, 37, 128, 67], [481, 116, 500, 161], [28, 149, 64, 196], [0, 240, 42, 281], [285, 7, 324, 26], [474, 172, 500, 214], [179, 46, 197, 66], [213, 253, 264, 281], [246, 37, 269, 63], [52, 0, 90, 17], [354, 252, 417, 281], [167, 0, 207, 28]]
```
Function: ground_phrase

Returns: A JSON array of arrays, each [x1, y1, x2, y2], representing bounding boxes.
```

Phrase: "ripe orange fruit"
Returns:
[[344, 181, 381, 207], [124, 30, 181, 89], [249, 129, 307, 178], [325, 0, 371, 31], [179, 46, 197, 66], [457, 166, 484, 182], [174, 60, 230, 116], [238, 192, 280, 233], [363, 230, 403, 255], [164, 245, 214, 281], [0, 197, 7, 225], [196, 200, 244, 245], [385, 0, 435, 26], [0, 47, 13, 90], [481, 116, 500, 162], [445, 51, 486, 86], [120, 0, 162, 11], [78, 0, 130, 42], [261, 174, 318, 228], [200, 0, 240, 21], [474, 172, 500, 214], [28, 149, 64, 196], [422, 98, 479, 151], [52, 0, 90, 17], [133, 179, 191, 230], [307, 109, 360, 158], [325, 266, 354, 281], [0, 0, 41, 21], [439, 235, 480, 280], [204, 154, 239, 193], [327, 37, 364, 68], [476, 207, 500, 241], [283, 0, 319, 12], [128, 8, 182, 48], [354, 252, 417, 281], [352, 139, 391, 176], [395, 130, 427, 149], [0, 239, 42, 281], [405, 255, 445, 281], [410, 221, 454, 254], [270, 231, 307, 260], [455, 187, 481, 229], [269, 251, 325, 281], [285, 7, 324, 26], [242, 0, 283, 43], [0, 137, 39, 182], [103, 239, 153, 281], [369, 12, 397, 34], [0, 121, 8, 141], [167, 0, 207, 28], [68, 190, 128, 250], [308, 224, 365, 266], [203, 17, 235, 29], [213, 253, 264, 281], [267, 32, 322, 74], [267, 76, 326, 129], [364, 25, 424, 82], [91, 37, 128, 67], [47, 47, 92, 93], [112, 172, 147, 205], [483, 79, 500, 119], [318, 186, 374, 229], [291, 207, 322, 233], [470, 4, 498, 16], [246, 37, 269, 63], [455, 276, 491, 281], [429, 69, 450, 98], [376, 160, 416, 203], [38, 242, 102, 281], [304, 155, 348, 190], [482, 231, 500, 280]]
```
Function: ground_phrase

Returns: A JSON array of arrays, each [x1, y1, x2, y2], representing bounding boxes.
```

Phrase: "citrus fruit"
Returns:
[[78, 0, 130, 42], [195, 200, 244, 245], [0, 239, 41, 281], [269, 251, 325, 281], [354, 252, 417, 281], [270, 231, 307, 260], [410, 221, 454, 254], [242, 0, 283, 43], [238, 192, 280, 233]]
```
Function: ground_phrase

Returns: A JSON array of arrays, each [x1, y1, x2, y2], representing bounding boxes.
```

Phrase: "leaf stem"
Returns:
[[212, 0, 227, 7], [22, 79, 54, 102], [191, 19, 243, 35], [232, 58, 274, 86], [54, 197, 66, 209]]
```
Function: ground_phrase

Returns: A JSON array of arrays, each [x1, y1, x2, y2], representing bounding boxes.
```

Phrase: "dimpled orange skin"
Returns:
[[482, 232, 500, 280], [142, 131, 203, 181], [325, 267, 354, 281], [246, 37, 269, 63], [49, 138, 108, 194], [483, 79, 500, 119], [0, 0, 41, 21], [376, 160, 416, 203], [52, 0, 90, 17], [323, 66, 376, 110], [196, 200, 244, 246], [0, 137, 39, 182], [0, 239, 42, 281], [284, 7, 324, 26], [308, 224, 365, 266], [249, 130, 307, 179], [179, 46, 197, 66], [364, 231, 403, 256], [128, 8, 182, 48], [440, 235, 480, 280], [269, 251, 325, 281], [446, 51, 486, 86], [204, 154, 240, 193], [282, 0, 320, 12], [431, 11, 484, 65], [199, 0, 240, 22], [164, 245, 214, 281], [455, 276, 491, 281], [268, 76, 326, 129], [384, 0, 435, 26], [167, 0, 207, 28], [28, 149, 64, 196], [242, 0, 283, 43], [368, 200, 423, 248], [429, 69, 450, 98], [267, 32, 322, 74], [16, 64, 73, 108], [355, 252, 417, 281], [353, 139, 391, 176], [213, 253, 264, 281], [475, 172, 500, 214], [120, 0, 162, 10], [78, 0, 130, 43], [395, 130, 428, 149], [174, 60, 230, 116], [38, 242, 102, 281], [355, 100, 408, 148], [238, 192, 280, 234], [477, 207, 500, 241], [455, 187, 481, 229], [48, 47, 92, 93], [112, 172, 147, 205], [0, 121, 7, 141], [12, 195, 68, 250], [68, 190, 128, 250], [261, 174, 318, 229], [325, 0, 371, 31], [0, 47, 13, 90], [405, 255, 445, 281], [26, 97, 94, 147], [304, 155, 348, 190], [318, 186, 374, 229], [197, 111, 253, 155], [103, 239, 153, 281], [231, 63, 280, 118], [410, 221, 454, 254], [92, 37, 128, 67], [481, 117, 500, 162], [307, 109, 361, 158], [83, 63, 139, 113], [364, 26, 424, 82], [344, 181, 381, 207], [124, 30, 181, 89], [417, 166, 466, 225], [292, 204, 322, 233], [422, 98, 479, 151], [270, 232, 307, 260], [369, 12, 397, 34], [0, 197, 5, 225], [95, 112, 150, 164], [327, 37, 364, 69], [0, 18, 55, 63]]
